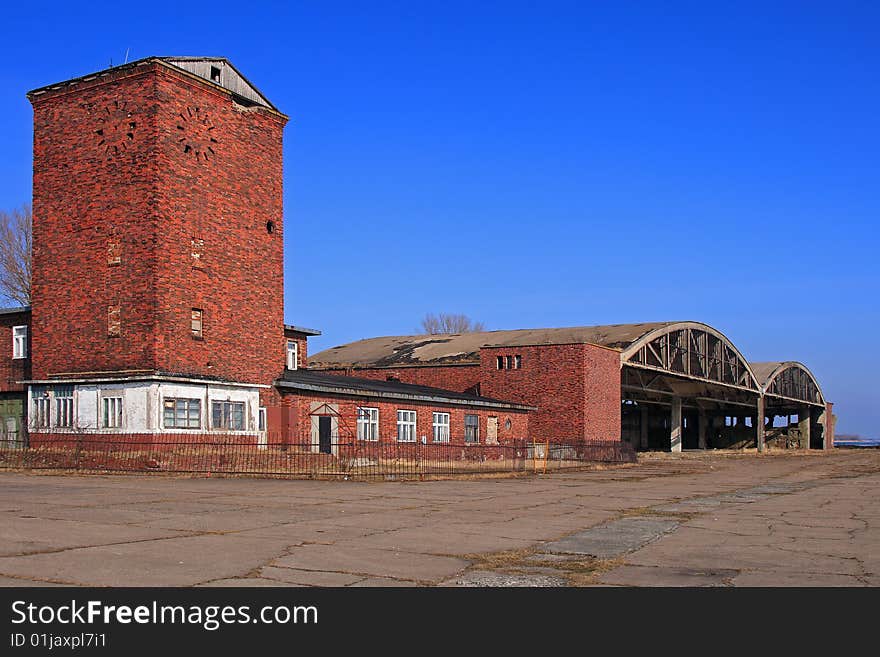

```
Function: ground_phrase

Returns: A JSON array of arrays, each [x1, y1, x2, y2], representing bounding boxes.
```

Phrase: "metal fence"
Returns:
[[0, 433, 636, 480]]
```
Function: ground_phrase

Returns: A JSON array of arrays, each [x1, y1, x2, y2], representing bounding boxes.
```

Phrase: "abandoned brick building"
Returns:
[[0, 57, 833, 453], [309, 325, 835, 451], [0, 57, 532, 453]]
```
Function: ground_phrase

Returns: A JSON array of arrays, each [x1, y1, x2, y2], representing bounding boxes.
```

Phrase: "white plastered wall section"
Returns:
[[27, 380, 261, 434]]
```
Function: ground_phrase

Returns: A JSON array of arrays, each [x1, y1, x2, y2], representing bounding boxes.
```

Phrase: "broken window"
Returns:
[[107, 240, 122, 265], [191, 238, 205, 269], [163, 398, 201, 429], [191, 309, 203, 338]]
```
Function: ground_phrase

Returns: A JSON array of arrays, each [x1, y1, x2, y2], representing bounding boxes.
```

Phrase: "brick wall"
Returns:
[[480, 343, 621, 442], [278, 392, 528, 445], [316, 364, 481, 394], [0, 312, 31, 392], [29, 60, 287, 389]]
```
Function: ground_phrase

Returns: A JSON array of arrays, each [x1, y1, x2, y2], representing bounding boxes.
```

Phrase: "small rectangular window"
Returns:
[[496, 356, 504, 370], [287, 340, 298, 370], [357, 407, 379, 441], [506, 355, 514, 370], [464, 414, 479, 443], [514, 355, 522, 369], [397, 410, 416, 442], [164, 398, 202, 429], [210, 65, 221, 82], [12, 325, 27, 359], [55, 386, 74, 428], [33, 393, 51, 429], [212, 401, 245, 430], [191, 309, 203, 338], [432, 412, 450, 443], [102, 397, 123, 428]]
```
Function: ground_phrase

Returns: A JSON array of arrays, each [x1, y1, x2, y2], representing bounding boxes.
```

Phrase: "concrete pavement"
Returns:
[[0, 449, 877, 586]]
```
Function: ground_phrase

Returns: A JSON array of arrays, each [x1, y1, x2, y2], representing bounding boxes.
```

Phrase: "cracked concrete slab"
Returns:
[[598, 565, 739, 586], [543, 517, 680, 558], [0, 450, 877, 587], [440, 570, 567, 587], [272, 545, 470, 583]]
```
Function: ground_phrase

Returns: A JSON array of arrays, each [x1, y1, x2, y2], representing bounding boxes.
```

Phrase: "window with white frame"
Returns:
[[163, 398, 202, 429], [32, 388, 50, 429], [12, 326, 27, 359], [464, 414, 479, 443], [286, 340, 298, 370], [397, 410, 416, 442], [357, 407, 379, 441], [432, 412, 450, 443], [102, 397, 123, 429], [55, 386, 74, 428], [211, 401, 245, 430]]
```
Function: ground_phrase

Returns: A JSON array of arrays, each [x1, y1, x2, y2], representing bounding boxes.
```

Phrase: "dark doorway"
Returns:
[[318, 416, 332, 454]]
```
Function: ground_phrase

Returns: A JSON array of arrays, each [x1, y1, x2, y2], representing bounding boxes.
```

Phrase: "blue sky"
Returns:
[[0, 2, 877, 437]]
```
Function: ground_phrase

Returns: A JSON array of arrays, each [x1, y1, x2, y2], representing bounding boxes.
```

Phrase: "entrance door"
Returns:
[[318, 416, 332, 454]]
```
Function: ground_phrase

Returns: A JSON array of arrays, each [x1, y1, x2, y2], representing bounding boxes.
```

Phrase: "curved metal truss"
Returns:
[[621, 322, 759, 392], [762, 362, 824, 406]]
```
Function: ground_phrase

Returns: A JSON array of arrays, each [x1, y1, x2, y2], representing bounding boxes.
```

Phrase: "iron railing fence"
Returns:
[[0, 433, 637, 480]]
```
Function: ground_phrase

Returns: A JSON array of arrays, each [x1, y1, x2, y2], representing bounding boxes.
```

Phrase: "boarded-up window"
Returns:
[[487, 416, 498, 444], [191, 237, 204, 269], [107, 240, 122, 265], [191, 309, 203, 338], [108, 305, 121, 337]]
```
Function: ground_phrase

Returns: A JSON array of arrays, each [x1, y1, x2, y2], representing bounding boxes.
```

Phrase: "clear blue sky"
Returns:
[[0, 2, 877, 437]]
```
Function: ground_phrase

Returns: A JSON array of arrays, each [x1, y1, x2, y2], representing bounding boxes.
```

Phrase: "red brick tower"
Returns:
[[26, 58, 288, 435]]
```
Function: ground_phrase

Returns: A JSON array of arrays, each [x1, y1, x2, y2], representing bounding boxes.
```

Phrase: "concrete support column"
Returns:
[[798, 407, 811, 450], [756, 396, 765, 453], [639, 406, 649, 450], [698, 410, 708, 450], [670, 397, 682, 453], [820, 402, 834, 450]]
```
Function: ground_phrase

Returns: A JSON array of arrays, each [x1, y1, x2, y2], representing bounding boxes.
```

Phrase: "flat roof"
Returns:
[[284, 324, 322, 336], [0, 306, 30, 316]]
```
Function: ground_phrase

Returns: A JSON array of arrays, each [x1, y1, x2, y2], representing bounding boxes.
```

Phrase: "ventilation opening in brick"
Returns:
[[266, 221, 275, 234]]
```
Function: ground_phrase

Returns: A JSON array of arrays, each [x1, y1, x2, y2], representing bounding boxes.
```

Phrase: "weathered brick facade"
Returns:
[[0, 311, 31, 393], [480, 343, 621, 442], [281, 392, 528, 446], [319, 364, 481, 394], [29, 60, 287, 392]]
